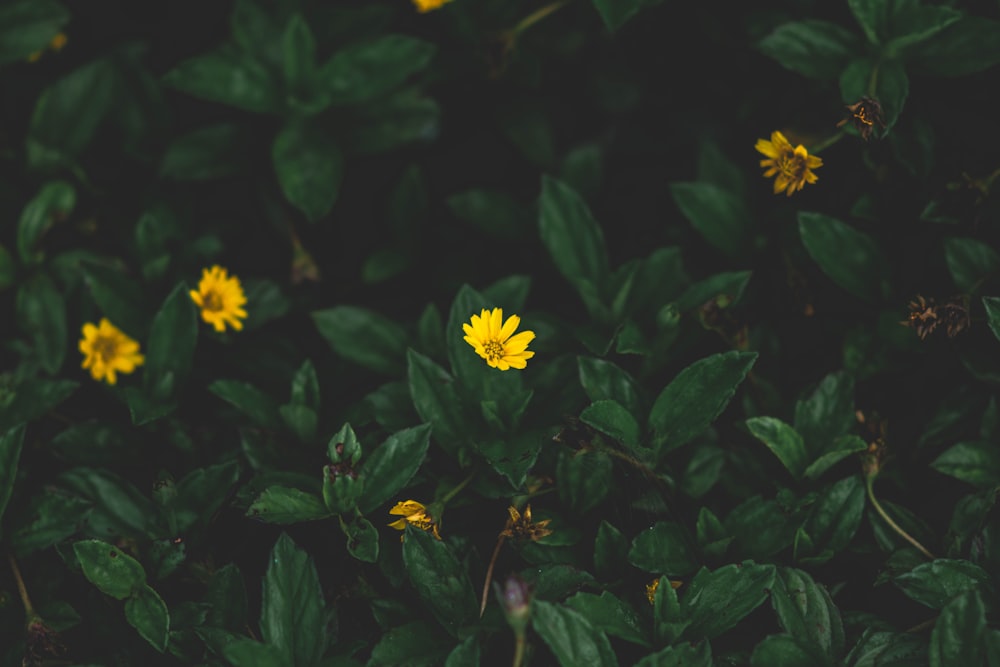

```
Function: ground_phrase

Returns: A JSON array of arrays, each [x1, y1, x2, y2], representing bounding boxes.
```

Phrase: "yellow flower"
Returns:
[[27, 32, 68, 63], [78, 319, 144, 385], [189, 265, 248, 333], [388, 500, 441, 539], [645, 577, 683, 604], [412, 0, 453, 12], [755, 130, 823, 197], [462, 308, 535, 371]]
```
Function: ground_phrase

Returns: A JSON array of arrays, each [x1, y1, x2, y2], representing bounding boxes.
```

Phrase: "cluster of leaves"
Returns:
[[2, 0, 1000, 665]]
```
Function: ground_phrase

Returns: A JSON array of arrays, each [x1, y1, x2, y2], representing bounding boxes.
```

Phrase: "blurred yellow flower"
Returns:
[[79, 318, 144, 385], [27, 32, 68, 63], [755, 130, 823, 197], [388, 500, 441, 539], [189, 265, 247, 333], [462, 308, 535, 371], [412, 0, 454, 12]]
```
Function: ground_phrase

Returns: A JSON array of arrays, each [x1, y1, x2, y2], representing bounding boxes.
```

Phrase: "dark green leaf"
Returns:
[[635, 641, 712, 667], [590, 0, 645, 31], [402, 526, 478, 636], [793, 371, 855, 456], [801, 475, 865, 559], [803, 435, 867, 480], [10, 491, 91, 556], [162, 47, 280, 113], [675, 270, 751, 312], [321, 35, 435, 106], [125, 584, 169, 652], [594, 521, 628, 580], [670, 181, 752, 258], [17, 180, 75, 263], [160, 124, 247, 181], [771, 567, 844, 657], [357, 424, 431, 514], [984, 297, 1000, 343], [406, 349, 467, 452], [208, 380, 283, 430], [59, 467, 162, 538], [173, 461, 240, 533], [206, 563, 248, 632], [368, 621, 451, 667], [565, 591, 649, 647], [313, 306, 407, 375], [944, 237, 1000, 293], [272, 120, 343, 222], [725, 496, 799, 561], [883, 5, 961, 56], [648, 350, 757, 457], [929, 591, 986, 667], [628, 521, 699, 576], [0, 426, 26, 537], [532, 600, 618, 667], [931, 440, 1000, 488], [557, 448, 614, 515], [846, 0, 885, 45], [908, 17, 1000, 77], [16, 272, 66, 374], [80, 260, 148, 339], [746, 417, 808, 479], [343, 516, 379, 563], [445, 636, 480, 667], [261, 533, 328, 667], [758, 20, 860, 80], [247, 487, 332, 524], [750, 635, 828, 667], [580, 400, 641, 448], [0, 0, 70, 64], [282, 14, 316, 97], [144, 282, 197, 398], [653, 575, 687, 646], [681, 445, 725, 499], [447, 189, 531, 241], [681, 561, 776, 641], [894, 559, 991, 610], [799, 212, 888, 302], [345, 89, 439, 154], [222, 638, 286, 667], [476, 428, 544, 488], [74, 539, 147, 599]]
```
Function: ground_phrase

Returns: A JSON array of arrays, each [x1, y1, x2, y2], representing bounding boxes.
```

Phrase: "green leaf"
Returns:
[[0, 0, 70, 64], [883, 5, 961, 56], [10, 491, 90, 556], [357, 424, 431, 514], [908, 17, 1000, 77], [800, 475, 865, 560], [840, 58, 908, 132], [725, 496, 799, 561], [321, 34, 435, 106], [635, 642, 712, 667], [846, 0, 885, 44], [59, 467, 162, 538], [261, 533, 328, 667], [144, 282, 197, 398], [17, 180, 75, 263], [798, 212, 888, 302], [894, 559, 991, 610], [682, 446, 726, 499], [368, 621, 451, 667], [80, 260, 149, 339], [74, 539, 147, 599], [944, 237, 1000, 293], [173, 461, 240, 533], [929, 591, 986, 667], [476, 428, 543, 489], [681, 561, 776, 641], [751, 635, 829, 667], [445, 635, 480, 667], [746, 417, 809, 480], [771, 567, 844, 658], [594, 521, 628, 580], [16, 272, 67, 374], [803, 435, 868, 480], [247, 487, 332, 524], [160, 123, 247, 181], [648, 350, 758, 457], [580, 400, 641, 448], [983, 297, 1000, 343], [406, 349, 467, 452], [342, 516, 379, 563], [447, 189, 531, 241], [577, 357, 644, 427], [402, 527, 478, 636], [844, 629, 927, 667], [532, 600, 618, 667], [209, 380, 283, 430], [222, 638, 287, 667], [272, 120, 343, 222], [125, 584, 170, 652], [590, 0, 645, 32], [313, 305, 407, 375], [565, 591, 649, 647], [793, 371, 855, 456], [758, 20, 860, 80], [931, 440, 1000, 488], [0, 426, 26, 538], [557, 448, 614, 515], [676, 270, 751, 312], [653, 575, 687, 646], [206, 563, 248, 631], [345, 89, 439, 154], [162, 46, 280, 113], [670, 181, 752, 258], [539, 176, 610, 315], [282, 14, 316, 97], [628, 521, 699, 576]]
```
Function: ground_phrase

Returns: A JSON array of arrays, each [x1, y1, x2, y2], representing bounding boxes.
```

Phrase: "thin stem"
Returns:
[[905, 617, 937, 634], [440, 467, 478, 506], [512, 0, 572, 36], [480, 534, 506, 617], [865, 476, 935, 560], [866, 63, 880, 98], [809, 130, 846, 154], [512, 632, 526, 667], [8, 553, 36, 619]]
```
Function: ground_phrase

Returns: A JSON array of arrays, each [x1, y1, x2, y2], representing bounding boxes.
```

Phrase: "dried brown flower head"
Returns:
[[901, 295, 970, 340], [837, 97, 887, 141], [500, 504, 553, 543]]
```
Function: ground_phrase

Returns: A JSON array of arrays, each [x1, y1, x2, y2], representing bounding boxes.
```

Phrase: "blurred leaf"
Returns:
[[273, 120, 343, 223], [565, 591, 648, 647], [675, 270, 751, 312], [557, 448, 614, 515], [681, 561, 776, 641], [746, 417, 808, 480], [985, 297, 1000, 343], [445, 636, 480, 667], [847, 0, 886, 45], [771, 567, 844, 658], [498, 103, 555, 168], [580, 400, 641, 448], [628, 521, 699, 575], [532, 600, 618, 667], [908, 16, 1000, 77], [636, 642, 712, 667], [346, 89, 439, 154], [163, 45, 279, 113], [0, 426, 25, 538], [242, 279, 291, 330], [160, 124, 247, 181], [10, 490, 91, 556], [282, 14, 316, 100], [750, 635, 829, 667], [590, 0, 645, 31], [402, 527, 478, 636], [0, 0, 70, 64], [594, 521, 628, 580], [144, 282, 197, 398], [944, 237, 1000, 293], [80, 259, 148, 339], [261, 533, 328, 667], [209, 380, 283, 430], [17, 180, 75, 263], [368, 621, 450, 667], [223, 639, 286, 667], [883, 5, 961, 56], [839, 58, 908, 131], [125, 584, 169, 652], [447, 189, 531, 241], [16, 272, 67, 374], [758, 20, 860, 80], [357, 424, 431, 514], [798, 212, 888, 302], [648, 350, 758, 457], [932, 438, 1000, 488], [894, 559, 991, 610], [313, 305, 407, 375], [321, 34, 435, 106], [670, 181, 752, 258], [248, 487, 332, 524], [74, 539, 147, 599], [929, 590, 986, 667]]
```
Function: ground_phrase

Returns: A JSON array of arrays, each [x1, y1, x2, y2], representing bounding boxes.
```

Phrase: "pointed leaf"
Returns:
[[260, 533, 328, 667]]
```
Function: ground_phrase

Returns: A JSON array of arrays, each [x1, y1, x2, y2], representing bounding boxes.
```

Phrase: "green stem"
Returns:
[[809, 130, 846, 155], [440, 467, 478, 506], [8, 553, 36, 620], [512, 631, 526, 667], [865, 475, 935, 560], [512, 0, 572, 36], [866, 63, 880, 98]]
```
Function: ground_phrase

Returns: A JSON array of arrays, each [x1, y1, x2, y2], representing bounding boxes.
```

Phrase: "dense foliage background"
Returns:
[[2, 0, 1000, 665]]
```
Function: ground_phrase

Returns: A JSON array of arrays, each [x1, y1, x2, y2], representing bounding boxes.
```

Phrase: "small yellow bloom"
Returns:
[[755, 130, 823, 197], [27, 32, 68, 63], [78, 319, 145, 385], [412, 0, 453, 12], [388, 500, 441, 539], [462, 308, 535, 371], [645, 577, 683, 604], [189, 265, 248, 333]]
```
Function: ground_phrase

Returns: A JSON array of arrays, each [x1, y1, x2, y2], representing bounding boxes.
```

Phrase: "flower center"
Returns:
[[483, 340, 505, 362], [202, 289, 224, 312], [777, 151, 807, 180], [92, 336, 118, 363]]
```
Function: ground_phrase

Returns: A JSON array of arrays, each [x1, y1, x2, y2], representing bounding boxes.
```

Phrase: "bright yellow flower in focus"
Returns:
[[412, 0, 453, 12], [78, 318, 145, 385], [462, 308, 535, 371], [388, 500, 441, 540], [189, 265, 248, 333], [755, 130, 823, 197]]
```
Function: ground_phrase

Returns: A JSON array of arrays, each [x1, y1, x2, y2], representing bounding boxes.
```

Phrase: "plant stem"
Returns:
[[809, 130, 846, 154], [512, 632, 526, 667], [865, 476, 935, 560], [441, 467, 478, 506], [480, 534, 506, 617], [867, 63, 880, 98], [8, 553, 36, 619], [512, 0, 572, 36]]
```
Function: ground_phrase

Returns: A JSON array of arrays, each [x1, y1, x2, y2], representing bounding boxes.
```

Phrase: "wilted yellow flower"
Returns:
[[412, 0, 453, 12], [645, 577, 683, 604], [500, 504, 552, 542], [388, 500, 441, 539], [79, 319, 145, 385], [462, 308, 535, 371], [189, 265, 247, 333], [755, 130, 823, 197], [27, 32, 68, 63]]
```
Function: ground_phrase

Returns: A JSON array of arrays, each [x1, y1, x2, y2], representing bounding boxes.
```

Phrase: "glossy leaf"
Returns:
[[402, 527, 478, 636], [357, 423, 431, 514], [670, 181, 752, 258], [125, 584, 169, 652], [681, 561, 776, 641], [799, 212, 887, 302], [260, 533, 328, 667], [532, 600, 618, 667], [313, 305, 407, 375], [746, 417, 808, 479], [74, 539, 147, 599], [893, 559, 991, 610], [628, 521, 699, 575]]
